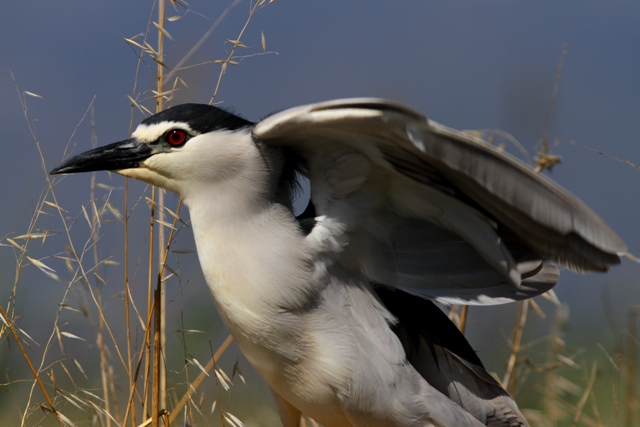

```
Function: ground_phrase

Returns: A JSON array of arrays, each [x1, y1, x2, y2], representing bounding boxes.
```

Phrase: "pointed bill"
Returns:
[[50, 139, 153, 175]]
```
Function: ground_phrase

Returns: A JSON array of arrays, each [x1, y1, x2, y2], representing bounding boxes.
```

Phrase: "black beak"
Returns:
[[50, 139, 154, 175]]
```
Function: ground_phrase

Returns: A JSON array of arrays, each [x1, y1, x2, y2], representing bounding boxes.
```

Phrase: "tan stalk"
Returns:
[[162, 0, 243, 86], [0, 306, 64, 427], [143, 188, 156, 421], [459, 305, 468, 334], [141, 12, 163, 413], [209, 0, 266, 104], [10, 75, 67, 426], [12, 77, 128, 426], [571, 363, 598, 427], [153, 198, 185, 423], [503, 300, 529, 394], [168, 335, 234, 425], [153, 1, 168, 425], [123, 298, 159, 427], [541, 43, 567, 156], [125, 9, 156, 427], [89, 103, 113, 427], [124, 178, 136, 427], [535, 43, 566, 173]]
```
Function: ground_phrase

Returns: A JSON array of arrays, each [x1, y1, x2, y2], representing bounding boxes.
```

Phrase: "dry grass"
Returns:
[[1, 2, 638, 427], [2, 2, 275, 426]]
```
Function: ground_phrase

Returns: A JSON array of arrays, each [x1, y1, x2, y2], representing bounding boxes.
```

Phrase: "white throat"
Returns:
[[183, 171, 312, 336]]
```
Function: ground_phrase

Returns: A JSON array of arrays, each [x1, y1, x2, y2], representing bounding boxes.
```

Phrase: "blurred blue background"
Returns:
[[2, 1, 639, 426]]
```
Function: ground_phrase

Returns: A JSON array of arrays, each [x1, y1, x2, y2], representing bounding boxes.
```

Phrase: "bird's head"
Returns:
[[50, 104, 259, 198]]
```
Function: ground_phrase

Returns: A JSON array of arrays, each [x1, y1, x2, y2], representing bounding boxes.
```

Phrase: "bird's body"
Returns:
[[51, 99, 626, 427], [189, 200, 490, 426], [179, 136, 485, 426]]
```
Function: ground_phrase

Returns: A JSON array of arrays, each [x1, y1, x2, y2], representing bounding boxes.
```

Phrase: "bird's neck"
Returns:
[[183, 183, 311, 335]]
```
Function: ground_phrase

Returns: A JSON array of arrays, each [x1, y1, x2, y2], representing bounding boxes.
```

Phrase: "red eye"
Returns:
[[165, 129, 188, 147]]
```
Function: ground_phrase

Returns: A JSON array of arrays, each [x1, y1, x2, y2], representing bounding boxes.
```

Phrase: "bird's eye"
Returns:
[[164, 129, 188, 147]]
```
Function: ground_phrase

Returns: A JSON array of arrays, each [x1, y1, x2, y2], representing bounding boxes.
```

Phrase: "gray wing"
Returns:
[[254, 98, 626, 305]]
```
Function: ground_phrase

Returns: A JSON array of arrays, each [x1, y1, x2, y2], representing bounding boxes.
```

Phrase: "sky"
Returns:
[[2, 1, 640, 425]]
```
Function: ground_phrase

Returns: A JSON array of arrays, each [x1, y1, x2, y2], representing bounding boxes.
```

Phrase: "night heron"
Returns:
[[51, 99, 626, 427]]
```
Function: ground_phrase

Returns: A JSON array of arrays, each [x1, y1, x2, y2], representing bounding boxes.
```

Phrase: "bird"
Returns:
[[51, 98, 627, 427]]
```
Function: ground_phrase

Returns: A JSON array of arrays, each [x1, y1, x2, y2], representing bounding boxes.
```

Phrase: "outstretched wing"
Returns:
[[254, 98, 626, 305]]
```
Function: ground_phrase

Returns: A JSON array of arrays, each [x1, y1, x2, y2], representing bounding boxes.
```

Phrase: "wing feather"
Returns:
[[405, 121, 624, 270], [377, 287, 529, 426], [256, 98, 625, 304]]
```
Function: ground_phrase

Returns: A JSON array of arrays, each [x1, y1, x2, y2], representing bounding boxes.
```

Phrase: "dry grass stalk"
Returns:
[[535, 43, 566, 173], [3, 3, 279, 426], [150, 2, 168, 426], [571, 363, 599, 427], [0, 306, 64, 426], [167, 334, 233, 425], [459, 305, 469, 334], [209, 0, 272, 104], [503, 300, 529, 394]]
